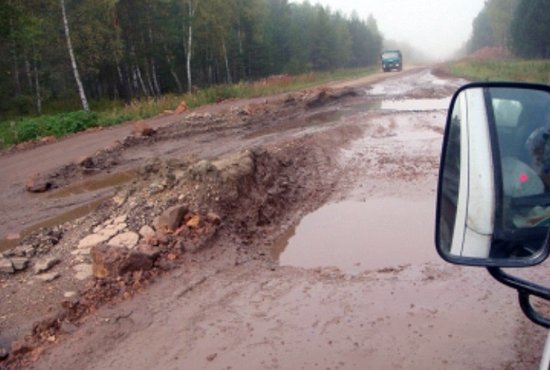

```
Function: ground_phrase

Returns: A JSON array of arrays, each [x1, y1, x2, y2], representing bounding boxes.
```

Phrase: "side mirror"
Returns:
[[436, 82, 550, 267]]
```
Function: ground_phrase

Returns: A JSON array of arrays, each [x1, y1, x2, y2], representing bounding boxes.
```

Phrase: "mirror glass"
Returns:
[[437, 84, 550, 266], [438, 96, 461, 253]]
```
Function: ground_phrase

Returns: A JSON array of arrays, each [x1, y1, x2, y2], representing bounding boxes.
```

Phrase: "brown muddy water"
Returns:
[[274, 197, 437, 273], [0, 198, 107, 253], [381, 98, 450, 111], [0, 171, 136, 251], [47, 170, 136, 198]]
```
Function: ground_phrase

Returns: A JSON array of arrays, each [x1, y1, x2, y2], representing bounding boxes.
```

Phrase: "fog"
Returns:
[[294, 0, 485, 62]]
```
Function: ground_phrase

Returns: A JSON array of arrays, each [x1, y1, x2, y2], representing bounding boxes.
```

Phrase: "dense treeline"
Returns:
[[467, 0, 550, 59], [0, 0, 382, 118]]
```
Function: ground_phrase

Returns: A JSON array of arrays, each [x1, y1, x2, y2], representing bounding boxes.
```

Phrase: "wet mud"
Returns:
[[1, 68, 549, 369]]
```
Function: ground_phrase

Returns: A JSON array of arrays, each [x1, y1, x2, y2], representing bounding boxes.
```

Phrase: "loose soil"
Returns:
[[1, 68, 548, 369]]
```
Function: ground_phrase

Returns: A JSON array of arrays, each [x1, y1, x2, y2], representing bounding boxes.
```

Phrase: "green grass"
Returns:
[[449, 59, 550, 84], [0, 67, 378, 149]]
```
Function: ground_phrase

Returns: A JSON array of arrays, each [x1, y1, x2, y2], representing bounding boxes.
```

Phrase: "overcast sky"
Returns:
[[293, 0, 485, 60]]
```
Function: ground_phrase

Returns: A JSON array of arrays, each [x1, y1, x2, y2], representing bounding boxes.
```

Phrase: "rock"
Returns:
[[113, 191, 128, 207], [34, 257, 60, 274], [0, 258, 14, 274], [10, 257, 29, 271], [206, 212, 222, 225], [148, 181, 165, 195], [189, 160, 217, 179], [11, 340, 33, 355], [91, 244, 154, 279], [174, 239, 186, 253], [73, 264, 93, 280], [212, 150, 255, 182], [77, 156, 95, 168], [78, 234, 110, 249], [155, 232, 170, 246], [175, 100, 188, 114], [132, 121, 156, 137], [186, 215, 202, 229], [139, 225, 155, 238], [240, 106, 253, 115], [153, 206, 188, 233], [5, 232, 21, 241], [45, 227, 63, 245], [63, 291, 78, 299], [36, 272, 60, 282], [11, 244, 35, 258], [108, 231, 140, 249], [206, 353, 218, 361], [137, 244, 161, 259], [113, 215, 128, 225], [156, 260, 177, 271], [26, 173, 52, 193], [98, 225, 120, 239], [0, 346, 8, 360], [59, 321, 78, 334], [115, 222, 128, 232], [71, 248, 89, 257]]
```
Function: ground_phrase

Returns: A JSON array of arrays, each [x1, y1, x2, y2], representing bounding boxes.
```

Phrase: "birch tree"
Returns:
[[60, 0, 89, 112], [182, 0, 200, 92]]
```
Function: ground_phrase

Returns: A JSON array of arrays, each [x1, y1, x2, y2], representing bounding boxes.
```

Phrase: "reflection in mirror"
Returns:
[[438, 96, 461, 254], [437, 84, 550, 266], [492, 88, 550, 261]]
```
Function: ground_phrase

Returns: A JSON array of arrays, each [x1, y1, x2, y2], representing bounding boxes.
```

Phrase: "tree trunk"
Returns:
[[146, 22, 161, 97], [165, 54, 183, 93], [24, 52, 33, 95], [61, 0, 89, 112], [183, 0, 199, 93], [222, 40, 232, 84], [151, 59, 161, 96], [185, 23, 193, 93], [9, 18, 21, 96], [135, 65, 149, 96], [33, 56, 42, 114], [144, 64, 155, 97], [116, 64, 131, 104]]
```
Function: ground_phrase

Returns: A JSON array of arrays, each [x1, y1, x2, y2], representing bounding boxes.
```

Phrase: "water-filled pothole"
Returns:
[[273, 198, 436, 274], [47, 170, 136, 199], [381, 98, 450, 112]]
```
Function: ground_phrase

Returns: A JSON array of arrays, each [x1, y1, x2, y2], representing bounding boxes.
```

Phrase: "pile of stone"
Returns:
[[1, 205, 221, 284], [78, 206, 220, 280], [0, 226, 63, 276]]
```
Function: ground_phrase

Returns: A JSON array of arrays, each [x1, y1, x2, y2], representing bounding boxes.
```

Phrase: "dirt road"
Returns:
[[1, 68, 549, 369]]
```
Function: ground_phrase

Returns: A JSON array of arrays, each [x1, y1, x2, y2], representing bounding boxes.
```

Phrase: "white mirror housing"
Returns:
[[436, 82, 550, 267]]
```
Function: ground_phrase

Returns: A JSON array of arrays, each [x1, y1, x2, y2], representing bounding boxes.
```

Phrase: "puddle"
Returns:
[[48, 170, 136, 198], [305, 110, 344, 124], [0, 198, 107, 253], [274, 198, 436, 274], [381, 98, 450, 112], [345, 98, 450, 114], [244, 109, 346, 139]]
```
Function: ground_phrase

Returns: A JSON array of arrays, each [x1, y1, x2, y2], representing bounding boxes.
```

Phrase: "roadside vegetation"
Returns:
[[0, 0, 385, 149], [449, 0, 549, 84], [448, 60, 550, 84], [1, 1, 383, 118], [0, 66, 376, 148]]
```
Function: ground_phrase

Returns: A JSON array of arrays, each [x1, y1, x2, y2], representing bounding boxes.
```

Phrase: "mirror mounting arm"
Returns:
[[518, 292, 550, 329], [488, 267, 550, 328]]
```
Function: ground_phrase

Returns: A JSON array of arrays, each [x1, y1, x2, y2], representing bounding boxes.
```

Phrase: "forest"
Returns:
[[0, 0, 383, 118], [467, 0, 550, 58]]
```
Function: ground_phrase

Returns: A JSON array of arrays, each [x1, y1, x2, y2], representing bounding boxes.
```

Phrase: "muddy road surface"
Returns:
[[1, 68, 549, 369]]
